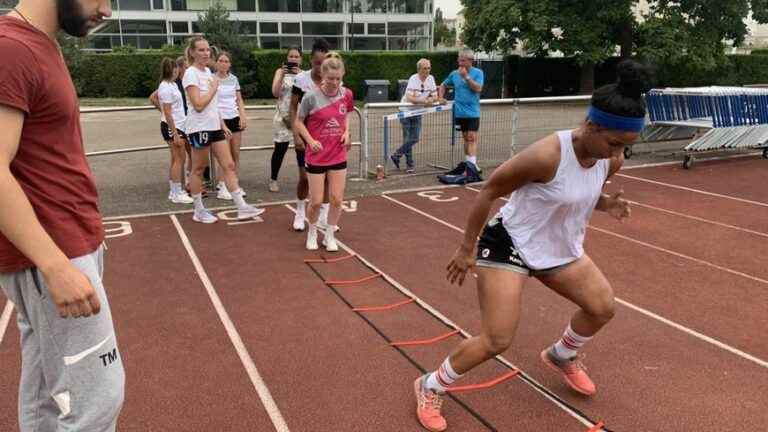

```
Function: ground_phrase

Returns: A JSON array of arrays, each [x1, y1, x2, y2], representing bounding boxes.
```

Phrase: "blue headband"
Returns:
[[587, 105, 645, 132]]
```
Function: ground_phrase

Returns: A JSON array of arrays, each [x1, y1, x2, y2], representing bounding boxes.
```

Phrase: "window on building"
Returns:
[[348, 37, 386, 50], [237, 0, 255, 10], [185, 0, 211, 10], [170, 0, 186, 10], [302, 36, 341, 50], [303, 22, 343, 35], [347, 23, 364, 35], [301, 0, 342, 13], [170, 21, 188, 33], [240, 21, 258, 34], [258, 0, 300, 12], [282, 22, 300, 34], [153, 0, 164, 9], [119, 0, 151, 10], [260, 22, 278, 34], [367, 23, 385, 34], [387, 22, 427, 35]]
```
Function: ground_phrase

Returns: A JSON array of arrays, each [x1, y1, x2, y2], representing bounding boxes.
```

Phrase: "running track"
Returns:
[[1, 156, 766, 431]]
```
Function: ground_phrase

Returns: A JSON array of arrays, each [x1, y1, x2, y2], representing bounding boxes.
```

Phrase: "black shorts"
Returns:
[[223, 117, 242, 133], [160, 122, 186, 142], [187, 130, 226, 149], [456, 117, 480, 132], [305, 161, 347, 174], [475, 217, 570, 276]]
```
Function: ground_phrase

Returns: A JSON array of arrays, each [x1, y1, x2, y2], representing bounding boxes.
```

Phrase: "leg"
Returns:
[[229, 132, 242, 175], [271, 141, 290, 181], [534, 255, 615, 395], [325, 168, 346, 227], [0, 247, 125, 431], [211, 140, 240, 193], [415, 267, 526, 432], [306, 171, 326, 225], [404, 117, 421, 169], [463, 130, 478, 161], [296, 150, 309, 201], [189, 147, 210, 196]]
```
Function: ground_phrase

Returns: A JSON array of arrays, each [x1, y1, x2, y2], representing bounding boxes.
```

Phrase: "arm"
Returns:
[[438, 84, 446, 100], [149, 90, 160, 111], [595, 154, 631, 220], [289, 91, 304, 150], [446, 138, 560, 285], [186, 81, 218, 113], [0, 105, 100, 318], [465, 76, 483, 93], [271, 68, 284, 99], [293, 112, 321, 151], [236, 90, 247, 130]]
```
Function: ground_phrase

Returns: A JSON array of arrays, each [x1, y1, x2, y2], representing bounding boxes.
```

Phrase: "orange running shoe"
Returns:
[[540, 348, 596, 396], [414, 375, 447, 432]]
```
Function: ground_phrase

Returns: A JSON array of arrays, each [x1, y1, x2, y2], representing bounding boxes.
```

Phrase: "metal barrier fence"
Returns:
[[82, 105, 366, 180], [363, 96, 591, 177]]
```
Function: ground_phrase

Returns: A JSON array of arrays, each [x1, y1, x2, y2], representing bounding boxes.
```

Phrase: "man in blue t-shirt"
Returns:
[[439, 49, 484, 168]]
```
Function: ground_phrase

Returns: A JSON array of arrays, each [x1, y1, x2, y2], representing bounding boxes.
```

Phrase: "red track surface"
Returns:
[[1, 156, 766, 431]]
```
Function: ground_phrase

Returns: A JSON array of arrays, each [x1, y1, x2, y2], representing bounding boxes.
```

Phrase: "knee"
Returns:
[[585, 299, 616, 325], [308, 200, 322, 212], [329, 194, 343, 208], [480, 332, 514, 356], [220, 161, 236, 173], [191, 165, 206, 176]]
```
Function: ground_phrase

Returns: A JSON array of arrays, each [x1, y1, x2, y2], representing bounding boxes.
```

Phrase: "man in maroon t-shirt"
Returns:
[[0, 0, 124, 430]]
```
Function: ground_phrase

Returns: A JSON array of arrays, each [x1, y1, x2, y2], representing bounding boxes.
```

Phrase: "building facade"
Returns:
[[1, 0, 433, 51]]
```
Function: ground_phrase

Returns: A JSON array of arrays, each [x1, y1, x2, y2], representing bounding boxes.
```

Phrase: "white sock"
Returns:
[[231, 188, 248, 209], [466, 155, 477, 165], [192, 193, 205, 212], [320, 203, 330, 218], [552, 324, 592, 360], [296, 199, 306, 214], [172, 182, 183, 194], [424, 357, 463, 394]]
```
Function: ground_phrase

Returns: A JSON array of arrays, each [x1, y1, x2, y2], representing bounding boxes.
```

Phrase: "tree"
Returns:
[[197, 1, 259, 96], [58, 33, 86, 95], [461, 0, 637, 93], [637, 1, 768, 73], [434, 7, 456, 47]]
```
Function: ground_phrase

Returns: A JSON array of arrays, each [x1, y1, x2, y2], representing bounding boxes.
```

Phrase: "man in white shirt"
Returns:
[[391, 58, 438, 173]]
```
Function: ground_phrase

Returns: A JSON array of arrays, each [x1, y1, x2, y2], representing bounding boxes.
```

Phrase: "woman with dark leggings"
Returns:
[[269, 46, 303, 193]]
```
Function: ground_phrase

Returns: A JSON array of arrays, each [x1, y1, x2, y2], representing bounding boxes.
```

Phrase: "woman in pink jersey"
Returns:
[[294, 53, 354, 252]]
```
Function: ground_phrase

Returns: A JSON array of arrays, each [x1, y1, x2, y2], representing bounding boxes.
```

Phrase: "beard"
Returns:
[[57, 0, 92, 37]]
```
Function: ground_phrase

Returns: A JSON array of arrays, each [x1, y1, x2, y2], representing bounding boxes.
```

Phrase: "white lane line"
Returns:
[[616, 174, 768, 208], [383, 192, 768, 370], [285, 204, 602, 430], [625, 200, 768, 238], [0, 300, 14, 346], [169, 215, 290, 432], [103, 198, 296, 221]]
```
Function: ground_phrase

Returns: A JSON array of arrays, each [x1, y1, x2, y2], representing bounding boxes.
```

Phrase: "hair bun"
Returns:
[[616, 60, 649, 98]]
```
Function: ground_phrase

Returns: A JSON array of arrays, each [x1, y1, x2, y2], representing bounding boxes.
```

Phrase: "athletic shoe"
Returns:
[[413, 375, 447, 432], [322, 226, 339, 252], [269, 180, 280, 192], [242, 189, 248, 197], [171, 191, 194, 204], [237, 205, 265, 220], [390, 154, 401, 170], [192, 209, 218, 224], [406, 167, 415, 174], [540, 348, 596, 396], [306, 224, 318, 250], [217, 182, 233, 200], [293, 209, 306, 231], [316, 219, 340, 232]]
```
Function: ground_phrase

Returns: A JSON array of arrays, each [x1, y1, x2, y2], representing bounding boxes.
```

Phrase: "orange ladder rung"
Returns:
[[587, 421, 605, 432], [352, 298, 415, 312], [445, 370, 520, 393], [390, 330, 460, 347], [326, 273, 383, 286]]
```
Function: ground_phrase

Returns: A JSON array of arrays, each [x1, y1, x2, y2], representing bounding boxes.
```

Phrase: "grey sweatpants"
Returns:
[[0, 245, 125, 431]]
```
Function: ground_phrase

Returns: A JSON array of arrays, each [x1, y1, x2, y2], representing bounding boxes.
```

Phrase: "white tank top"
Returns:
[[499, 130, 610, 269]]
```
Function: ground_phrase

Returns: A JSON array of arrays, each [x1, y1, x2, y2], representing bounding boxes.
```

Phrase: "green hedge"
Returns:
[[75, 50, 457, 100]]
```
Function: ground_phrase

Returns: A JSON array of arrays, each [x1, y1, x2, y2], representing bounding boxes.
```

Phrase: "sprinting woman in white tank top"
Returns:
[[412, 60, 648, 432]]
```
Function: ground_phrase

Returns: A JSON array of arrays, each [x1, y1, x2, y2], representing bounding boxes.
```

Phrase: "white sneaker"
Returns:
[[171, 191, 194, 204], [306, 224, 318, 250], [193, 209, 218, 224], [316, 219, 340, 232], [217, 182, 233, 200], [237, 205, 265, 220], [293, 210, 306, 231], [322, 226, 339, 252], [269, 180, 279, 192]]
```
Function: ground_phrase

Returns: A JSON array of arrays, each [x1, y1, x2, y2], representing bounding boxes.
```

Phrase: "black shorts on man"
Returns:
[[305, 161, 347, 174], [187, 130, 226, 149], [223, 117, 242, 133], [160, 122, 186, 142], [455, 117, 480, 132]]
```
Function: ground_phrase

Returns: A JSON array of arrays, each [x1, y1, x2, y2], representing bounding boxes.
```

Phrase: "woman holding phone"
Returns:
[[270, 46, 303, 194]]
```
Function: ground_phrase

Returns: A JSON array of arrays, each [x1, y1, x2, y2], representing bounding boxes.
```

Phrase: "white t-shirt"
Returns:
[[400, 74, 438, 111], [293, 70, 320, 95], [157, 80, 186, 131], [182, 66, 221, 133], [216, 73, 241, 120]]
